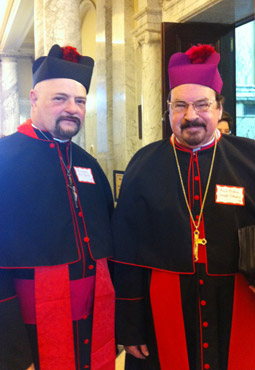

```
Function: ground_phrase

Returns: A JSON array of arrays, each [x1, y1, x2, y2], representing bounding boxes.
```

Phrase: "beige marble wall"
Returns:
[[97, 0, 164, 175], [133, 2, 162, 149], [0, 56, 20, 136], [81, 2, 97, 160], [34, 0, 44, 59], [95, 0, 114, 181], [141, 40, 162, 145], [112, 0, 138, 172]]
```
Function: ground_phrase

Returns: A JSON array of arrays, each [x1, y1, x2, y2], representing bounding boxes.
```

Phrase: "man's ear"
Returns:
[[30, 89, 38, 108]]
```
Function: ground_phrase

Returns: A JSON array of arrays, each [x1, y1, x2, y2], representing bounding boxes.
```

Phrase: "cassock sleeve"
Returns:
[[112, 262, 148, 345], [0, 269, 33, 369]]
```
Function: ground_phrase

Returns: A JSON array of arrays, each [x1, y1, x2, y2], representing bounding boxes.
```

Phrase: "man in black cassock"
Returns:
[[0, 45, 115, 370], [112, 44, 255, 370]]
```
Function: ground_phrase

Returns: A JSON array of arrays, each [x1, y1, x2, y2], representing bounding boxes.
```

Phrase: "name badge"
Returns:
[[74, 167, 95, 184], [215, 185, 245, 206]]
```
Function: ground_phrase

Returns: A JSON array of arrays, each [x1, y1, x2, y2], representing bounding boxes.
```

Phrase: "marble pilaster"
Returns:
[[80, 1, 97, 160], [112, 0, 138, 172], [0, 56, 20, 136], [141, 41, 162, 145], [95, 0, 114, 181], [34, 0, 44, 59], [133, 3, 162, 147]]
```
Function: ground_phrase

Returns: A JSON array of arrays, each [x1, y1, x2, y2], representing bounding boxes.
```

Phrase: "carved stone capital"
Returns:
[[133, 7, 162, 48], [133, 29, 161, 49]]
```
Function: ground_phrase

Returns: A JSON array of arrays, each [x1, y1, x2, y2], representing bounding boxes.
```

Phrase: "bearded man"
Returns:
[[112, 44, 255, 370]]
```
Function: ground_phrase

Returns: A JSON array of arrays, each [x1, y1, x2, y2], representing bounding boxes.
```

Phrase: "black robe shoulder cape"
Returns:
[[112, 134, 255, 274], [0, 124, 113, 268]]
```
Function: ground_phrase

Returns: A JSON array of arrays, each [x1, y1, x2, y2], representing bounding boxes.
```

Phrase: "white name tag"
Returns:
[[74, 167, 95, 184], [215, 185, 245, 206]]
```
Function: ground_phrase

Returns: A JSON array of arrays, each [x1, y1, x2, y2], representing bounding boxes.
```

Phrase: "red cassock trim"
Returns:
[[35, 265, 76, 370], [228, 274, 255, 369], [91, 259, 116, 370], [150, 269, 190, 370], [18, 119, 38, 138]]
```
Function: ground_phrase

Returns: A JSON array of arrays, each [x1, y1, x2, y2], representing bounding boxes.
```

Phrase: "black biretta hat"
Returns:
[[32, 44, 94, 92]]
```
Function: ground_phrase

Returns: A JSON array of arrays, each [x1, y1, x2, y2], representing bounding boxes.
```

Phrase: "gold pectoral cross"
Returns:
[[193, 229, 207, 262]]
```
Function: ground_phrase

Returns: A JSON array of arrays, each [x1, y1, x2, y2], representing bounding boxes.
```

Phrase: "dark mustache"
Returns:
[[56, 116, 81, 126], [181, 120, 206, 130]]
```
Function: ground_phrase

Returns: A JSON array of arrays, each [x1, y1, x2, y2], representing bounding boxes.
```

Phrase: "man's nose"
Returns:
[[65, 99, 78, 114], [184, 103, 199, 120]]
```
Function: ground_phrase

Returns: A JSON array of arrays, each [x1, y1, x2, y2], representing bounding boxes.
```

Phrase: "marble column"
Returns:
[[34, 0, 82, 57], [34, 0, 86, 147], [0, 56, 20, 136], [111, 0, 138, 172], [133, 2, 162, 146], [34, 0, 44, 59], [95, 0, 114, 181]]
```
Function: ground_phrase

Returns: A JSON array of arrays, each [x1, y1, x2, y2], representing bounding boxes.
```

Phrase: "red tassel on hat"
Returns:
[[185, 44, 215, 64], [61, 46, 81, 63]]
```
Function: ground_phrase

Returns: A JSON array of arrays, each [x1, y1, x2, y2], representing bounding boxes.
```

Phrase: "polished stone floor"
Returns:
[[116, 349, 125, 370]]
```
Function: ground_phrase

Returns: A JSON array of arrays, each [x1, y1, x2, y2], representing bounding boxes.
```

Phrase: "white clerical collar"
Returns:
[[192, 135, 215, 152], [53, 137, 70, 143]]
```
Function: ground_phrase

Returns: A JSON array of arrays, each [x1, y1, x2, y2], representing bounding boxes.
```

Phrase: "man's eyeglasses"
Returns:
[[168, 99, 216, 113]]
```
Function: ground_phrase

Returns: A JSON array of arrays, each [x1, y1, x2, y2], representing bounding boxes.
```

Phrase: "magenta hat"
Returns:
[[168, 44, 223, 93]]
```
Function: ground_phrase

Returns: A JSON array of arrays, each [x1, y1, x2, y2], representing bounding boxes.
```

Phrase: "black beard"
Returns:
[[54, 116, 81, 140]]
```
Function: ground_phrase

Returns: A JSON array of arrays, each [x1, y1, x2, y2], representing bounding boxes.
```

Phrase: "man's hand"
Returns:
[[249, 285, 255, 294], [124, 344, 149, 359], [26, 364, 35, 370]]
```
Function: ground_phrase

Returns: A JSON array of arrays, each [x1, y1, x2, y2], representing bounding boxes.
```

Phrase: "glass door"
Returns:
[[236, 20, 255, 138]]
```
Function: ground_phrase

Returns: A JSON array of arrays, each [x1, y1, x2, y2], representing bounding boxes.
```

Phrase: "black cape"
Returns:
[[0, 129, 113, 268], [112, 134, 255, 274]]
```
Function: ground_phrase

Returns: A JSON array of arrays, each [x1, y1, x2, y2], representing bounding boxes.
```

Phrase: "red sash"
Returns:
[[35, 265, 75, 369], [228, 274, 255, 369], [150, 270, 190, 370]]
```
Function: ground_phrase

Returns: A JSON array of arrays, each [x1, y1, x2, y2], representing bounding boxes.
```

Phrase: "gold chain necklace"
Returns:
[[172, 134, 217, 261]]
